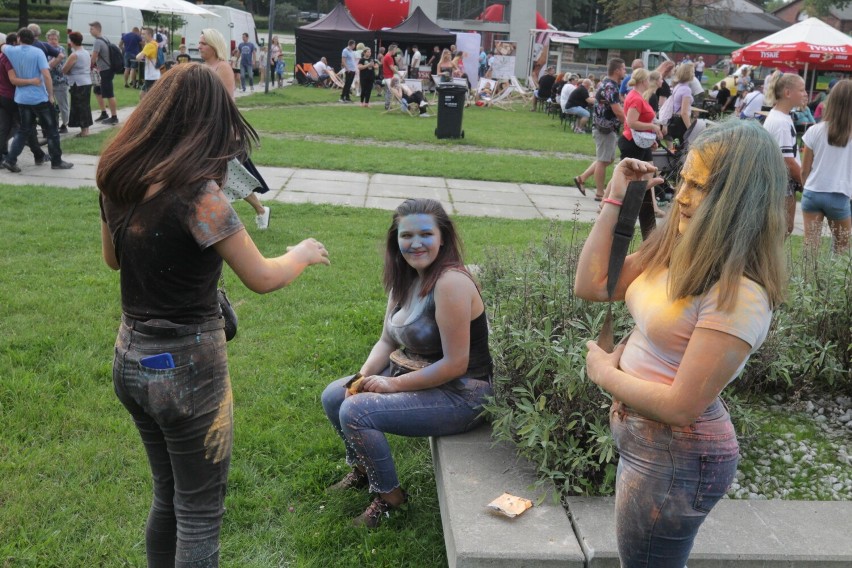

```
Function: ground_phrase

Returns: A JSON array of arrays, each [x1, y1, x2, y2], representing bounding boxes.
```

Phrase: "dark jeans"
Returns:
[[611, 398, 739, 568], [618, 135, 657, 240], [359, 75, 374, 103], [113, 316, 232, 568], [342, 70, 355, 100], [1, 95, 46, 162], [6, 101, 59, 166], [322, 369, 491, 493]]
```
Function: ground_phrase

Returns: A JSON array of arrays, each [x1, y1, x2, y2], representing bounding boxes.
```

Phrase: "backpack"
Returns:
[[156, 47, 165, 70], [103, 38, 124, 74]]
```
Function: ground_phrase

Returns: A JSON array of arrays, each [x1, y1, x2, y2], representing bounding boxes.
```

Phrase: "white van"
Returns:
[[181, 4, 258, 68], [66, 0, 143, 48]]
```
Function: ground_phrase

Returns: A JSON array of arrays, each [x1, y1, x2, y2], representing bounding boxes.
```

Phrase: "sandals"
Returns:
[[573, 176, 586, 196], [74, 132, 89, 138]]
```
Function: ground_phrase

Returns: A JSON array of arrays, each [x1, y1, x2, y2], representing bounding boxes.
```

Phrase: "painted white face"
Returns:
[[397, 214, 442, 274]]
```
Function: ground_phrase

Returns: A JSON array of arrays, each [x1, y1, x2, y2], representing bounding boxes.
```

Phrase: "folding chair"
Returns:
[[475, 77, 497, 105], [327, 68, 345, 89], [510, 76, 533, 102], [485, 84, 517, 110], [295, 63, 321, 87]]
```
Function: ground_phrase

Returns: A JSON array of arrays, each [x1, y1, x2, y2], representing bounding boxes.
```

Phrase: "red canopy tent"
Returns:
[[732, 17, 852, 72]]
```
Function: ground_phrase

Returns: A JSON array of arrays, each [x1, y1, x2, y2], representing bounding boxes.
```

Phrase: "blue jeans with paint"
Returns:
[[321, 369, 492, 493], [611, 398, 739, 568], [113, 316, 232, 568]]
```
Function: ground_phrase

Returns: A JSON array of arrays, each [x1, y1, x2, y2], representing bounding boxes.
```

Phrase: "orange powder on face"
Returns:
[[680, 144, 717, 189]]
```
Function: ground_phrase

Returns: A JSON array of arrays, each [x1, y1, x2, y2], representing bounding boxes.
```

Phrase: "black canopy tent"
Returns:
[[294, 3, 375, 83], [377, 7, 455, 47]]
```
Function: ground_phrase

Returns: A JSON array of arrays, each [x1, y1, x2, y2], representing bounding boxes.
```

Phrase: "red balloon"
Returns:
[[345, 0, 410, 31]]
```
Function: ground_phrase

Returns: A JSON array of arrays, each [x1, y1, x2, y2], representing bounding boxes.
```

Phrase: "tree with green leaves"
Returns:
[[805, 0, 852, 16]]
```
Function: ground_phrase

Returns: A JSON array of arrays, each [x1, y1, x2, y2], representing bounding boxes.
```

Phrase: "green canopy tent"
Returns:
[[579, 14, 741, 54]]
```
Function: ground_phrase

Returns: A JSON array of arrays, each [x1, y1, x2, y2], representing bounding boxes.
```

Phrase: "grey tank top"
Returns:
[[386, 286, 492, 380]]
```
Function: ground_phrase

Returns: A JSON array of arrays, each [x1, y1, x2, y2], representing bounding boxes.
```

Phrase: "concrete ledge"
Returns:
[[434, 426, 852, 567], [568, 496, 852, 567], [431, 426, 584, 567]]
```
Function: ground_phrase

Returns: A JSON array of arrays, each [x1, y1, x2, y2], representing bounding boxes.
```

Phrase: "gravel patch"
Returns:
[[729, 394, 852, 501]]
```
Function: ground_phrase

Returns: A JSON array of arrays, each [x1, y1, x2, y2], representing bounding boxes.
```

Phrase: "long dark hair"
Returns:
[[96, 63, 258, 204], [383, 199, 467, 305]]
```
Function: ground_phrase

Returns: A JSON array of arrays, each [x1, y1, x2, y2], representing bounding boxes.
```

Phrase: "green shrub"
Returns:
[[736, 249, 851, 396], [479, 224, 634, 497], [481, 225, 851, 498]]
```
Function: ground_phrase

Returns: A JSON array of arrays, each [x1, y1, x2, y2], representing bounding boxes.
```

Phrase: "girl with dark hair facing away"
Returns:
[[575, 119, 787, 567], [97, 63, 329, 567], [321, 198, 493, 528]]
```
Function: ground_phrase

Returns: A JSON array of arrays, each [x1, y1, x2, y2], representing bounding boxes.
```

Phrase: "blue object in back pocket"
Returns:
[[140, 353, 175, 370]]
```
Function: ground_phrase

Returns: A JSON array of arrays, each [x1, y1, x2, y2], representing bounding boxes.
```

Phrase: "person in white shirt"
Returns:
[[313, 57, 330, 86], [737, 84, 764, 120], [559, 75, 577, 112], [763, 72, 809, 235], [409, 45, 421, 79], [800, 79, 852, 253]]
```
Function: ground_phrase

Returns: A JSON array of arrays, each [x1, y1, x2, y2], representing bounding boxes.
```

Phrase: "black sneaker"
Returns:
[[95, 111, 109, 122], [105, 116, 119, 125], [58, 125, 68, 134], [34, 155, 46, 165], [352, 490, 408, 528], [51, 161, 74, 170], [1, 160, 21, 173]]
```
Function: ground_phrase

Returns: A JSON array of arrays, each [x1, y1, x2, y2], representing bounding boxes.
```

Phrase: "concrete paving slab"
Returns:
[[271, 191, 365, 208], [539, 208, 593, 221], [520, 183, 578, 196], [567, 496, 852, 567], [432, 427, 585, 568], [447, 178, 522, 193], [453, 202, 542, 219], [286, 178, 367, 196], [365, 196, 453, 213], [526, 193, 590, 210], [371, 173, 446, 188], [290, 169, 368, 183], [368, 182, 450, 202], [451, 188, 535, 207]]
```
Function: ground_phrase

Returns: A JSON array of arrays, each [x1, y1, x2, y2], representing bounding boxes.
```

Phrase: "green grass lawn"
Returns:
[[63, 86, 597, 184], [0, 186, 558, 566]]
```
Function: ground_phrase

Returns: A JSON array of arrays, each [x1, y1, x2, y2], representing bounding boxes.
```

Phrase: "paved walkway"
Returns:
[[2, 92, 808, 235]]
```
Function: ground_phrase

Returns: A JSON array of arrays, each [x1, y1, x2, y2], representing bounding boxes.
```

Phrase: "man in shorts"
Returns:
[[121, 27, 142, 88], [90, 21, 118, 125], [572, 58, 626, 200]]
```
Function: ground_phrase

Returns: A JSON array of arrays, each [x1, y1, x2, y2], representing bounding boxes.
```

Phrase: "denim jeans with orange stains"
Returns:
[[610, 398, 739, 568], [113, 316, 232, 568], [321, 370, 492, 493]]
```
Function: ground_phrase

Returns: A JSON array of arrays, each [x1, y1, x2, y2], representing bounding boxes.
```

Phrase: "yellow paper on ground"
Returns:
[[487, 493, 533, 518]]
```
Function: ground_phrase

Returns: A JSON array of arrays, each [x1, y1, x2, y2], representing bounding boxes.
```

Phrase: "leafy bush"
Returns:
[[480, 225, 851, 498], [479, 224, 634, 497], [737, 249, 851, 396]]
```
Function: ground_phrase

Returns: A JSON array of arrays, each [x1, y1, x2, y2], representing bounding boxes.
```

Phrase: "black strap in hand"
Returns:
[[598, 180, 647, 353]]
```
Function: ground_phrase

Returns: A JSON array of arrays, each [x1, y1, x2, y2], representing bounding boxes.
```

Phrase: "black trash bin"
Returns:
[[435, 84, 466, 139]]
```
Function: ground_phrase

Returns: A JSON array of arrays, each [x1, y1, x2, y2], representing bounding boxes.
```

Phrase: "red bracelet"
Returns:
[[603, 198, 623, 207]]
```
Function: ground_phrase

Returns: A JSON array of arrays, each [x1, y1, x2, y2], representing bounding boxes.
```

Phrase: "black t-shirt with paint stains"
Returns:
[[100, 181, 244, 324]]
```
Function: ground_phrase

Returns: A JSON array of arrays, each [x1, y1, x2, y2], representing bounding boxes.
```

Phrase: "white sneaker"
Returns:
[[419, 113, 430, 118], [256, 206, 270, 230]]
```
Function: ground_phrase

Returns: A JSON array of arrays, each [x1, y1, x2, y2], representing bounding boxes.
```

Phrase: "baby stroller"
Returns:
[[652, 118, 712, 201]]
